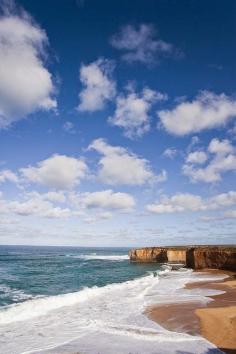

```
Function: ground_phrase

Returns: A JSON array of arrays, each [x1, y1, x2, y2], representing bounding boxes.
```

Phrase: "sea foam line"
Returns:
[[0, 272, 157, 324], [0, 269, 227, 354], [0, 268, 225, 326], [66, 253, 129, 261]]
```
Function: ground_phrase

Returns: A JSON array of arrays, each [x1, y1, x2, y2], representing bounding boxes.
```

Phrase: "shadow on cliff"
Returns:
[[176, 349, 224, 354], [219, 349, 236, 354]]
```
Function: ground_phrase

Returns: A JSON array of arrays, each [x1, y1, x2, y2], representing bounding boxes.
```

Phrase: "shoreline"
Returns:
[[146, 269, 236, 354]]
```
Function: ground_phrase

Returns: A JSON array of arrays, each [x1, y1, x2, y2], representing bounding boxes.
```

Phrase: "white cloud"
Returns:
[[109, 87, 167, 139], [26, 191, 66, 203], [0, 188, 132, 222], [88, 138, 164, 185], [0, 192, 71, 219], [211, 191, 236, 207], [80, 190, 135, 211], [163, 148, 177, 159], [147, 193, 205, 214], [44, 191, 66, 203], [146, 190, 236, 214], [0, 169, 18, 183], [186, 151, 208, 164], [183, 138, 236, 183], [9, 198, 71, 218], [0, 13, 56, 128], [158, 91, 236, 136], [78, 58, 116, 112], [0, 188, 127, 220], [208, 138, 233, 155], [83, 211, 113, 224], [110, 24, 173, 65], [20, 154, 87, 189]]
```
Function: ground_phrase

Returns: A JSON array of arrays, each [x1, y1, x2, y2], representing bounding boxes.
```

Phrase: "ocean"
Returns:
[[0, 245, 225, 354]]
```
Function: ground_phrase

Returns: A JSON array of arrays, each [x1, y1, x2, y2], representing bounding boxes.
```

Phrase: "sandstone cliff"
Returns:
[[129, 245, 236, 271], [129, 247, 168, 263], [186, 246, 236, 271]]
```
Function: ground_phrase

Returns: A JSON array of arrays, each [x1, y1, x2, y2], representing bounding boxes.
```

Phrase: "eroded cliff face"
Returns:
[[129, 247, 168, 263], [129, 246, 236, 271], [129, 247, 187, 263], [186, 246, 236, 271], [167, 250, 186, 263]]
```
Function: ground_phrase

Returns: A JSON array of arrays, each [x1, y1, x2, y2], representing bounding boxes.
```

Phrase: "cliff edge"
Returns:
[[129, 245, 236, 271]]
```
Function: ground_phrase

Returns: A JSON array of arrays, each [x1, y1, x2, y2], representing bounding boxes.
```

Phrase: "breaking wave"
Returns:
[[66, 253, 129, 261], [0, 268, 226, 354]]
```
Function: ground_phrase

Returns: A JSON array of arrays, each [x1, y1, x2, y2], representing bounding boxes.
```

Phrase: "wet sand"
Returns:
[[146, 270, 236, 354]]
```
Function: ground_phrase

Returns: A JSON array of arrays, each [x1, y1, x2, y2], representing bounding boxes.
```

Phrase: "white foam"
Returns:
[[0, 284, 32, 302], [67, 253, 129, 261], [0, 269, 226, 354]]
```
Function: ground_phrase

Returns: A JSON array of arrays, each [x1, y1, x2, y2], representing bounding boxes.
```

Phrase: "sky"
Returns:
[[0, 0, 235, 247]]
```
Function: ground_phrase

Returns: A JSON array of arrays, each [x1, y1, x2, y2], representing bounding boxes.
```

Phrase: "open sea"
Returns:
[[0, 245, 226, 354]]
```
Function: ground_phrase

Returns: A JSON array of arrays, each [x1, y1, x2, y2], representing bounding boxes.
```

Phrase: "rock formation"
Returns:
[[129, 246, 236, 271], [186, 246, 236, 270], [129, 247, 168, 263]]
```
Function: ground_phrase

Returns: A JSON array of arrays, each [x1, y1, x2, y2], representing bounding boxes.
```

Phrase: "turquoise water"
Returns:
[[0, 245, 224, 354], [0, 245, 159, 307]]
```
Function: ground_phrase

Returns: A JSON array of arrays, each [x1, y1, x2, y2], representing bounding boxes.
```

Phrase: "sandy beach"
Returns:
[[146, 270, 236, 354]]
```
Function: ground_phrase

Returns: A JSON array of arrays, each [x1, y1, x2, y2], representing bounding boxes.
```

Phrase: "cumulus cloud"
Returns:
[[146, 190, 236, 214], [78, 58, 116, 112], [158, 91, 236, 136], [20, 154, 87, 189], [80, 190, 135, 211], [211, 190, 236, 207], [0, 10, 57, 128], [9, 198, 71, 218], [183, 138, 236, 183], [0, 188, 134, 220], [26, 191, 66, 203], [0, 169, 18, 183], [0, 191, 71, 219], [109, 87, 167, 139], [147, 193, 205, 214], [110, 24, 174, 65], [208, 138, 233, 155], [186, 151, 208, 164], [88, 138, 165, 185]]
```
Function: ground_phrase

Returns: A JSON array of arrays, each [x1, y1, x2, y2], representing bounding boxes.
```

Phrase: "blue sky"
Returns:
[[0, 0, 235, 246]]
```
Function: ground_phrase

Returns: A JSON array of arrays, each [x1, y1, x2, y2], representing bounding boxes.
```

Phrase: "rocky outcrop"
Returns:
[[129, 246, 236, 271], [167, 249, 186, 263], [129, 246, 187, 264], [186, 246, 236, 271], [129, 247, 168, 263]]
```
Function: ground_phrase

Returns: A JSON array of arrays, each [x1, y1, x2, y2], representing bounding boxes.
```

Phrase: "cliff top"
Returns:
[[130, 245, 236, 251]]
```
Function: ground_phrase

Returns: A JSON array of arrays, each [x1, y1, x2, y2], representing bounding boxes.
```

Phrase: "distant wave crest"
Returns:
[[67, 253, 129, 261]]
